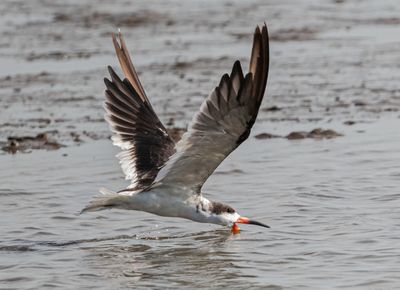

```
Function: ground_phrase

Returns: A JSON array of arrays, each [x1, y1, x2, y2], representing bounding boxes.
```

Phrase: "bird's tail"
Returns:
[[80, 187, 125, 214]]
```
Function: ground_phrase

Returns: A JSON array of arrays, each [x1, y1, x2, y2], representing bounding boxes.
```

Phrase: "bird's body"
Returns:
[[96, 187, 237, 226], [83, 23, 271, 233]]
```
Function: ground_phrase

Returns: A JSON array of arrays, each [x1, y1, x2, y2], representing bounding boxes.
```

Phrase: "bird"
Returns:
[[82, 23, 270, 234]]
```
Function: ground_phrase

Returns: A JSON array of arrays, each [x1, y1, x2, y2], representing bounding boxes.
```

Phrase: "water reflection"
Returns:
[[82, 229, 263, 288]]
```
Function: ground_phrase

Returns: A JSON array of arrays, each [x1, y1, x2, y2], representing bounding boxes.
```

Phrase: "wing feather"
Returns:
[[105, 34, 176, 189], [112, 32, 151, 108], [154, 24, 269, 192]]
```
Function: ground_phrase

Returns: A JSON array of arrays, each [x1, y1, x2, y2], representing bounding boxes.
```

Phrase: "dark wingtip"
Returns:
[[262, 21, 268, 31], [107, 65, 117, 78], [218, 73, 230, 88], [104, 77, 112, 87], [233, 60, 241, 69], [107, 66, 125, 86], [231, 60, 243, 77]]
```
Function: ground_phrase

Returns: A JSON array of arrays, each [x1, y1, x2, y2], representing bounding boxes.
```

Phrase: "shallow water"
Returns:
[[1, 0, 400, 288], [1, 118, 400, 289]]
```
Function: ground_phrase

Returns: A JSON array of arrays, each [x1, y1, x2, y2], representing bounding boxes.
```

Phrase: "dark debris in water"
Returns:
[[255, 128, 343, 141], [269, 27, 317, 42], [344, 120, 356, 126], [353, 100, 368, 107], [0, 245, 36, 252], [53, 11, 171, 28], [254, 132, 281, 139], [1, 133, 64, 154], [263, 105, 282, 112], [286, 128, 343, 140], [26, 50, 98, 61]]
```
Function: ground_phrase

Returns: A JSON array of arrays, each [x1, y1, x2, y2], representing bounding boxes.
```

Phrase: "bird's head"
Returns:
[[209, 202, 270, 234]]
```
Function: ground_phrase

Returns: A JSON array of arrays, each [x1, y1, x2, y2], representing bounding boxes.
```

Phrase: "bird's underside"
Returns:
[[83, 23, 270, 233]]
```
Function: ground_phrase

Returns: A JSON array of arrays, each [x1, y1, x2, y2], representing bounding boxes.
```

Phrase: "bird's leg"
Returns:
[[231, 223, 240, 234]]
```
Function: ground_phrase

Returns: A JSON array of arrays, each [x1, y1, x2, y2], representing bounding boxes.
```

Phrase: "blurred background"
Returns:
[[1, 0, 399, 289]]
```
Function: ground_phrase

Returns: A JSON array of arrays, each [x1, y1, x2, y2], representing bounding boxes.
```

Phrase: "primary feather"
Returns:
[[154, 24, 269, 193]]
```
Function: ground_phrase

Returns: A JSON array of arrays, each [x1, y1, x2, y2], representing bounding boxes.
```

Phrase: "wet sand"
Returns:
[[1, 0, 400, 289]]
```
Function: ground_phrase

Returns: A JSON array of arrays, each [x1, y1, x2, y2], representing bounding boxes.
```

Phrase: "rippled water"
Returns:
[[1, 118, 399, 289], [1, 0, 400, 288]]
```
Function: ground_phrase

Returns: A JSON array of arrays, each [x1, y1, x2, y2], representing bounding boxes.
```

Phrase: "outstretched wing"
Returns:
[[154, 24, 269, 192], [104, 32, 175, 190]]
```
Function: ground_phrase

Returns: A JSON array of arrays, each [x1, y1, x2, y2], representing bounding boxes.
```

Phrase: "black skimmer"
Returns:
[[83, 23, 270, 234]]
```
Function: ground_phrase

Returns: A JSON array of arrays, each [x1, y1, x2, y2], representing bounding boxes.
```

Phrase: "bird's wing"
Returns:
[[112, 30, 152, 109], [104, 32, 175, 190], [154, 24, 269, 193]]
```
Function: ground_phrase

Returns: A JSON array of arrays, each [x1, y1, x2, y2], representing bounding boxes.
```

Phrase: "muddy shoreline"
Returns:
[[1, 0, 399, 154]]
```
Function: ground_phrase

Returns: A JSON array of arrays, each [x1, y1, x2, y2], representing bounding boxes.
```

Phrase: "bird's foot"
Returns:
[[231, 223, 240, 234]]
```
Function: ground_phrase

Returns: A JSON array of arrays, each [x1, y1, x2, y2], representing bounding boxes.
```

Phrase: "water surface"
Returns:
[[1, 0, 400, 288], [1, 118, 399, 289]]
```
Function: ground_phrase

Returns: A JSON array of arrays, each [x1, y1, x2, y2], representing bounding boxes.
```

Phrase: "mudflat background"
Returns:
[[1, 0, 399, 289]]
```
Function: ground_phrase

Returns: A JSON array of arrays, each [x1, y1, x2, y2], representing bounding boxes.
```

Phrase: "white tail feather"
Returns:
[[80, 188, 121, 214]]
